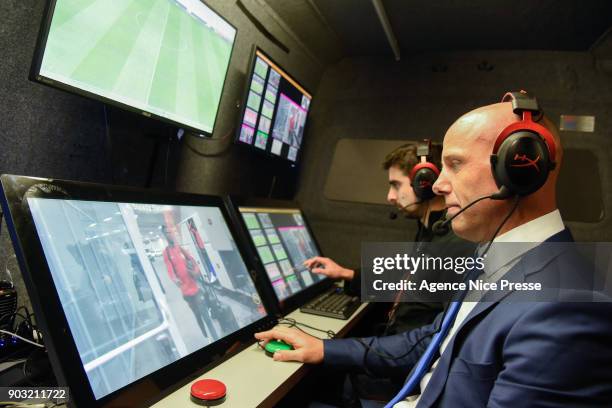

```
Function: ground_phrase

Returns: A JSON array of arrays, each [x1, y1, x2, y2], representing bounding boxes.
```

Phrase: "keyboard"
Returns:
[[300, 289, 361, 320]]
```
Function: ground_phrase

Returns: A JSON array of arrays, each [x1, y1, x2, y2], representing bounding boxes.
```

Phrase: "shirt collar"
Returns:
[[493, 209, 564, 243], [480, 209, 564, 277]]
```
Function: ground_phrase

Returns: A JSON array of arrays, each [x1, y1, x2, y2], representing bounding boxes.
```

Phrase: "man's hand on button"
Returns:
[[255, 326, 324, 364]]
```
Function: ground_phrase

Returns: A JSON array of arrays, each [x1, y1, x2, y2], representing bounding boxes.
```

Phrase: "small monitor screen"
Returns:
[[27, 198, 265, 400], [236, 49, 312, 163], [35, 0, 236, 134], [238, 207, 324, 301]]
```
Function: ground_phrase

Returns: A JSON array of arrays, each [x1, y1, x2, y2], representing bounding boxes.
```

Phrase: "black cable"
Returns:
[[12, 306, 37, 330], [453, 194, 492, 215], [356, 299, 452, 375], [276, 317, 336, 339], [0, 312, 32, 329], [255, 318, 336, 352], [482, 195, 521, 256], [432, 192, 506, 235], [0, 306, 43, 363], [22, 307, 35, 330]]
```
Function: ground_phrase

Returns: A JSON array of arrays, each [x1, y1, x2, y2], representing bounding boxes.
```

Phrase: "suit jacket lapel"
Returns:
[[462, 228, 573, 323], [417, 228, 573, 407]]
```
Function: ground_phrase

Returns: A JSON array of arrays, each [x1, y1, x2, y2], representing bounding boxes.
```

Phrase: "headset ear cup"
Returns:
[[411, 167, 437, 201], [491, 131, 551, 196]]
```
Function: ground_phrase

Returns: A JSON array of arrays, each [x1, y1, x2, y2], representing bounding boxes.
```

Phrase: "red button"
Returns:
[[191, 379, 227, 401]]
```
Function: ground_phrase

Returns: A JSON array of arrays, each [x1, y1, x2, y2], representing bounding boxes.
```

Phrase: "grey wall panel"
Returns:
[[323, 138, 410, 205]]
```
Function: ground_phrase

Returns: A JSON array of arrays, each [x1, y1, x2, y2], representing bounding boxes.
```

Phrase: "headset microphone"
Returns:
[[389, 201, 422, 220], [431, 188, 511, 234], [431, 219, 450, 236]]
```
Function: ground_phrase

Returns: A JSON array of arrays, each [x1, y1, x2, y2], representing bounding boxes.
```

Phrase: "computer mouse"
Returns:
[[264, 340, 293, 357]]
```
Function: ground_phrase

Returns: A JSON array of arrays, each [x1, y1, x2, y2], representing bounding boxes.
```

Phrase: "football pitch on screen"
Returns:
[[41, 0, 233, 133]]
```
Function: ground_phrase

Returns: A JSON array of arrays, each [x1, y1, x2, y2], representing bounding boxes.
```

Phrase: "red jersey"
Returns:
[[163, 246, 200, 297]]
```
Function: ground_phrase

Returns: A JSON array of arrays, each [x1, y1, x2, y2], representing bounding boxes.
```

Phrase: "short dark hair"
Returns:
[[382, 142, 442, 176]]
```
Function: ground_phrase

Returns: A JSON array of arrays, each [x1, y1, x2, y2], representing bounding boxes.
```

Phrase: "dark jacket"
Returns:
[[326, 229, 612, 407]]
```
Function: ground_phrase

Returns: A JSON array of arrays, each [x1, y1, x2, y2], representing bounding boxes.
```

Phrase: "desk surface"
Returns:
[[151, 304, 369, 408]]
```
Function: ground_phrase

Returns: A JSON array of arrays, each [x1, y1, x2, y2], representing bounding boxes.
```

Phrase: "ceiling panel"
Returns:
[[312, 0, 389, 56], [303, 0, 612, 58]]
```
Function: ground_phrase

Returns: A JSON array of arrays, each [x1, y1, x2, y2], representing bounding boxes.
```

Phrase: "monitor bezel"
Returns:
[[225, 195, 334, 316], [234, 46, 313, 166], [29, 0, 237, 137], [0, 174, 276, 408]]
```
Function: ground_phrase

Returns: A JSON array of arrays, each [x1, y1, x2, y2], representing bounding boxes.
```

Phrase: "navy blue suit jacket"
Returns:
[[324, 229, 612, 407]]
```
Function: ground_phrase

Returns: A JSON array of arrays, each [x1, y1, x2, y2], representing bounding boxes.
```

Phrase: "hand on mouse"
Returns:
[[303, 256, 354, 280], [254, 327, 324, 364]]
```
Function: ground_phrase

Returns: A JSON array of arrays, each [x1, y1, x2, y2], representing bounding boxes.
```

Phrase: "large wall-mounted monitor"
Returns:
[[31, 0, 236, 136], [0, 175, 275, 407], [236, 48, 313, 164]]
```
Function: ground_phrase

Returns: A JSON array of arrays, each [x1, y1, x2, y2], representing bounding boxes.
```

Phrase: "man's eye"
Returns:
[[450, 160, 461, 170]]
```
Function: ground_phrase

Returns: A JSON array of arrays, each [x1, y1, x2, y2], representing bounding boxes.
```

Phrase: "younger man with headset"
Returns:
[[305, 141, 473, 334], [256, 92, 612, 407]]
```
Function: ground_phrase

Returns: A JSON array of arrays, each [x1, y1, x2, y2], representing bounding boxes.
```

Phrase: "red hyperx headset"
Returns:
[[490, 91, 557, 198], [409, 139, 440, 201]]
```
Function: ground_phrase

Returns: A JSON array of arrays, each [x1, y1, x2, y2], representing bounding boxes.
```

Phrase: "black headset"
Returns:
[[490, 91, 557, 197], [409, 139, 440, 201]]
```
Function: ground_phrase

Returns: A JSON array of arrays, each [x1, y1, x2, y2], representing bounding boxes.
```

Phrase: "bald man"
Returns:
[[255, 94, 612, 407]]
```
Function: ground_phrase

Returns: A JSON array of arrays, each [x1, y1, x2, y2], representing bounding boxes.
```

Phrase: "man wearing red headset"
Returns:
[[304, 141, 469, 335], [256, 92, 612, 407]]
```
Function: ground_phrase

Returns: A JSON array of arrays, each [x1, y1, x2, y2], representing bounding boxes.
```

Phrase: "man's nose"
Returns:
[[387, 188, 396, 203], [433, 171, 450, 195]]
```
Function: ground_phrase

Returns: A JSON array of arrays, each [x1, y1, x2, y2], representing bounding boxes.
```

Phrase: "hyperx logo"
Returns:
[[510, 153, 540, 172], [419, 180, 432, 188]]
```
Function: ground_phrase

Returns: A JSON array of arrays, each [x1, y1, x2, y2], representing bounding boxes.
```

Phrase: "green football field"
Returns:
[[41, 0, 234, 133]]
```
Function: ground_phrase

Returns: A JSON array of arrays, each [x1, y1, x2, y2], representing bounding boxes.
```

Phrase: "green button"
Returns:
[[265, 340, 293, 354]]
